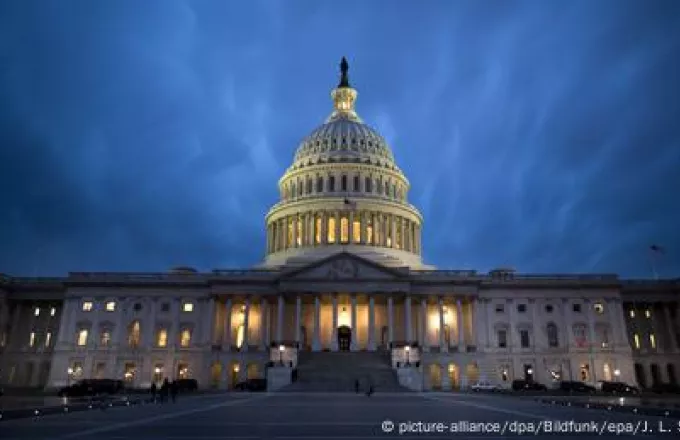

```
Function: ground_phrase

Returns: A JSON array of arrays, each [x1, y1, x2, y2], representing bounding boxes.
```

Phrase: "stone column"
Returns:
[[664, 303, 678, 352], [586, 300, 597, 384], [55, 299, 73, 348], [387, 296, 394, 348], [349, 211, 355, 244], [420, 297, 429, 351], [351, 295, 358, 351], [143, 299, 157, 348], [335, 211, 341, 243], [277, 295, 284, 343], [404, 294, 412, 342], [390, 215, 396, 248], [331, 294, 339, 351], [457, 299, 464, 352], [113, 300, 126, 350], [260, 297, 269, 350], [295, 295, 302, 348], [439, 297, 447, 352], [242, 297, 250, 351], [321, 212, 328, 244], [313, 296, 321, 351], [368, 296, 376, 351], [224, 297, 232, 351]]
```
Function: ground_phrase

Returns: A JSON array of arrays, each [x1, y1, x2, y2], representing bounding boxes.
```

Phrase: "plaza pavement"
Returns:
[[1, 391, 680, 439]]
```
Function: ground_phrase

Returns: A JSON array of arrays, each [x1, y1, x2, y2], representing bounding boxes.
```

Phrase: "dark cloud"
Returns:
[[0, 0, 678, 277]]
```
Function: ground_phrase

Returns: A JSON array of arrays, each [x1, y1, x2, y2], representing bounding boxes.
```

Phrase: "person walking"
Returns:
[[160, 378, 169, 404], [150, 382, 157, 403], [170, 380, 178, 403]]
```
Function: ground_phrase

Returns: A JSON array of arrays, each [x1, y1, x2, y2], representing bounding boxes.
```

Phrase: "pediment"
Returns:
[[279, 252, 404, 281]]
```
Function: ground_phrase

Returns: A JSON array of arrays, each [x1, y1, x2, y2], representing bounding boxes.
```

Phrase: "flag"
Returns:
[[650, 245, 665, 254], [343, 198, 357, 208]]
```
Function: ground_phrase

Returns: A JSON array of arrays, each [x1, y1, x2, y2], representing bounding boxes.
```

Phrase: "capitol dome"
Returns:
[[262, 58, 430, 269]]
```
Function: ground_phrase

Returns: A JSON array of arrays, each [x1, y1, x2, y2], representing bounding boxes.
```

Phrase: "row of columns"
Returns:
[[216, 294, 471, 352], [282, 174, 406, 204], [266, 210, 421, 255]]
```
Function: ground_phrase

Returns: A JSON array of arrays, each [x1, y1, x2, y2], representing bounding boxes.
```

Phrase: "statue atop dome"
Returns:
[[338, 56, 350, 88]]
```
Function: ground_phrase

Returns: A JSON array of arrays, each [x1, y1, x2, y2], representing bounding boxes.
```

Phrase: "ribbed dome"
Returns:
[[293, 118, 395, 165]]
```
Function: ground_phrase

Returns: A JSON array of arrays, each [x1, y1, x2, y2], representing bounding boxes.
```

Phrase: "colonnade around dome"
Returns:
[[266, 210, 421, 256]]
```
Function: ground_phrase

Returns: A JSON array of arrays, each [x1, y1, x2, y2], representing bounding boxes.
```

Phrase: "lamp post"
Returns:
[[67, 367, 73, 386], [279, 344, 285, 365], [404, 345, 410, 366], [614, 369, 621, 378]]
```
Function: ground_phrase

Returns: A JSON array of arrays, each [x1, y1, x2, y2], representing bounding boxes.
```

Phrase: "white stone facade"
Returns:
[[0, 60, 677, 392]]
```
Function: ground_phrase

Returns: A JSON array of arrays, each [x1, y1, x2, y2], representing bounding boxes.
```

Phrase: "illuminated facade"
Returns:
[[0, 60, 678, 391]]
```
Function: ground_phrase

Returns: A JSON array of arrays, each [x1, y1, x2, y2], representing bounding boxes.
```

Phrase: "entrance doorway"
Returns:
[[338, 325, 351, 351]]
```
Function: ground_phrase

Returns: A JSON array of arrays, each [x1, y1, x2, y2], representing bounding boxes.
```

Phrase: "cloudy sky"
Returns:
[[1, 0, 678, 278]]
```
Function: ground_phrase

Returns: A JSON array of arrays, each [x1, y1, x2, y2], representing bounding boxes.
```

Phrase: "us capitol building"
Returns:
[[1, 59, 678, 392]]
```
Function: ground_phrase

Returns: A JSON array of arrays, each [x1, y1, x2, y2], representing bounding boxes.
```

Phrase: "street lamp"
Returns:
[[67, 367, 74, 386], [614, 369, 621, 377], [279, 345, 285, 365], [404, 345, 410, 366]]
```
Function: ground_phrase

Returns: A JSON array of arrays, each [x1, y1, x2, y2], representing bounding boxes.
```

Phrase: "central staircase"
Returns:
[[284, 351, 407, 392]]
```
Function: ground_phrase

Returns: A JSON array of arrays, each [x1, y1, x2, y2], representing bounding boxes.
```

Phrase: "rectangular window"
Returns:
[[157, 329, 168, 348], [315, 217, 322, 244], [296, 219, 303, 246], [327, 217, 336, 243], [633, 333, 641, 349], [650, 333, 656, 349], [498, 330, 507, 348], [45, 332, 52, 347], [340, 217, 349, 243], [182, 302, 194, 313], [34, 307, 40, 316], [353, 175, 360, 192], [517, 304, 527, 313], [29, 332, 36, 347], [329, 176, 335, 192], [341, 175, 347, 191], [77, 329, 88, 346], [105, 301, 116, 312], [520, 330, 530, 348], [365, 177, 372, 193], [645, 309, 652, 318], [50, 307, 56, 316], [352, 219, 361, 243], [180, 329, 191, 348], [573, 304, 582, 313], [495, 304, 505, 313], [94, 362, 106, 379], [629, 309, 636, 318], [100, 331, 111, 346], [82, 301, 93, 312]]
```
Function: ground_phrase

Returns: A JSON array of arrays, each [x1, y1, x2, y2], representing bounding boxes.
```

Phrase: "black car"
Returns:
[[649, 383, 680, 394], [58, 379, 124, 397], [559, 381, 596, 393], [174, 379, 199, 392], [511, 380, 547, 391], [598, 381, 639, 395], [234, 378, 267, 391]]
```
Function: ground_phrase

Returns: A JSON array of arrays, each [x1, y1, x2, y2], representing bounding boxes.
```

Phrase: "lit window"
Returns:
[[77, 329, 88, 346], [50, 307, 56, 316], [100, 331, 111, 346], [183, 302, 194, 313], [128, 321, 141, 347], [645, 309, 652, 318], [82, 302, 93, 312], [157, 329, 168, 347], [315, 217, 322, 244], [29, 332, 36, 347], [45, 332, 52, 347], [296, 219, 302, 246], [340, 217, 349, 243], [327, 217, 336, 243], [105, 301, 116, 312], [34, 307, 40, 316], [352, 219, 361, 243], [287, 218, 293, 248], [629, 309, 635, 318], [594, 303, 604, 314], [180, 329, 191, 347], [366, 218, 373, 244], [633, 333, 640, 349], [650, 333, 656, 349]]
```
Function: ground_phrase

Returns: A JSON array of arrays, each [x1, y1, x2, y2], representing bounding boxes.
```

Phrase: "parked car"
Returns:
[[233, 378, 267, 392], [58, 379, 124, 397], [511, 380, 548, 391], [470, 381, 502, 392], [559, 381, 596, 393], [174, 379, 198, 392], [597, 381, 639, 395]]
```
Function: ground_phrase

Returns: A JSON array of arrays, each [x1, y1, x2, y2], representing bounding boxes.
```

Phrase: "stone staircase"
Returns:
[[284, 351, 408, 392]]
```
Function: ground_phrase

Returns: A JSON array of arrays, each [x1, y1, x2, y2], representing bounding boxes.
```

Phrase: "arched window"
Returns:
[[547, 323, 559, 347], [156, 328, 168, 347], [128, 321, 141, 348], [365, 177, 372, 193], [316, 176, 323, 192], [180, 329, 191, 348]]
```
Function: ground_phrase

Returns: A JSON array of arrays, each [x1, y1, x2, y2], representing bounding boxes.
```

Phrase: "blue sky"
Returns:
[[1, 0, 678, 277]]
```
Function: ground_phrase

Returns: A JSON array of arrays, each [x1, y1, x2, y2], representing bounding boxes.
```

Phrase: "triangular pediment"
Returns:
[[279, 252, 405, 281]]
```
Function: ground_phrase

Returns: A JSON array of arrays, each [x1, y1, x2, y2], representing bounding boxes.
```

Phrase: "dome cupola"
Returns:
[[262, 58, 428, 269]]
